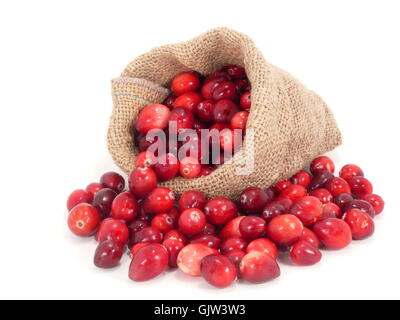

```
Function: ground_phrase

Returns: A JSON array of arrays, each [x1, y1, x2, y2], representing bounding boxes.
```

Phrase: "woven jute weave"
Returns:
[[107, 27, 342, 199]]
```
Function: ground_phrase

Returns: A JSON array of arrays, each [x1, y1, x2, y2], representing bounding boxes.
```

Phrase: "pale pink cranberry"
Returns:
[[343, 209, 375, 240], [239, 251, 280, 283], [246, 238, 278, 260], [201, 254, 237, 288], [177, 244, 218, 276], [290, 241, 322, 266]]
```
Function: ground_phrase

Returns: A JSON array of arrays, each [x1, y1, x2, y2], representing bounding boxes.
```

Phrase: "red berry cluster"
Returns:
[[67, 155, 384, 288], [134, 65, 251, 180]]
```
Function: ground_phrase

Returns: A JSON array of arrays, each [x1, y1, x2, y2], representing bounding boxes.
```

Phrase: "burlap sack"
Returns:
[[107, 27, 342, 199]]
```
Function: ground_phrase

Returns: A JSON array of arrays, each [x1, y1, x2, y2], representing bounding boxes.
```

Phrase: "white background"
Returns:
[[0, 0, 399, 300]]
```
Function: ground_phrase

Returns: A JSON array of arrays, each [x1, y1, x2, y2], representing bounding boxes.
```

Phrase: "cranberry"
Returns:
[[204, 197, 238, 225], [239, 92, 251, 109], [299, 228, 321, 248], [313, 218, 352, 250], [85, 183, 104, 196], [343, 209, 375, 240], [290, 241, 322, 266], [195, 100, 215, 122], [308, 170, 334, 191], [92, 188, 117, 218], [136, 104, 171, 133], [130, 226, 163, 246], [280, 184, 307, 201], [111, 192, 138, 222], [310, 156, 335, 174], [68, 203, 100, 237], [173, 92, 203, 113], [94, 240, 124, 269], [246, 238, 278, 260], [290, 196, 323, 226], [213, 99, 239, 123], [168, 107, 194, 132], [180, 157, 201, 178], [129, 242, 150, 259], [266, 214, 304, 246], [199, 166, 214, 177], [220, 237, 248, 254], [163, 94, 176, 108], [240, 187, 273, 215], [154, 153, 179, 181], [67, 189, 93, 211], [129, 243, 169, 281], [275, 179, 292, 193], [137, 130, 162, 153], [230, 111, 249, 130], [177, 244, 218, 276], [190, 234, 221, 249], [95, 217, 112, 241], [172, 72, 200, 96], [362, 194, 384, 215], [310, 188, 333, 204], [193, 120, 207, 135], [179, 190, 207, 212], [163, 238, 185, 267], [151, 213, 175, 233], [143, 187, 175, 214], [178, 208, 206, 236], [205, 71, 231, 82], [201, 254, 237, 288], [339, 164, 364, 181], [291, 170, 312, 188], [97, 218, 129, 246], [225, 249, 246, 270], [128, 219, 149, 234], [220, 129, 242, 152], [164, 230, 187, 244], [348, 176, 373, 198], [239, 251, 280, 283], [201, 77, 227, 99], [325, 177, 351, 197], [212, 81, 238, 101], [100, 171, 125, 193], [128, 167, 158, 198], [344, 199, 375, 218], [167, 206, 180, 222], [219, 216, 246, 239], [235, 78, 249, 92], [239, 216, 266, 240], [222, 65, 246, 79], [322, 203, 342, 219], [200, 223, 217, 235], [333, 193, 354, 210], [262, 198, 293, 223], [135, 151, 157, 168]]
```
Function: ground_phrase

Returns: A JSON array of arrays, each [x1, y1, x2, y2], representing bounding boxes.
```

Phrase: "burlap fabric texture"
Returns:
[[107, 27, 342, 199]]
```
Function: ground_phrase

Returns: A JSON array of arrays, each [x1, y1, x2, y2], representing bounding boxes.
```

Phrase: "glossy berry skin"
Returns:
[[310, 188, 333, 204], [135, 104, 171, 133], [137, 130, 162, 153], [348, 176, 373, 199], [239, 216, 266, 240], [92, 188, 118, 218], [362, 194, 384, 215], [299, 228, 321, 248], [128, 219, 149, 234], [199, 166, 214, 177], [220, 237, 248, 255], [275, 180, 292, 193], [143, 187, 175, 214], [111, 192, 138, 223], [322, 203, 342, 219], [129, 243, 169, 281], [177, 244, 218, 276], [128, 167, 158, 198], [67, 189, 93, 211], [343, 209, 375, 240], [178, 208, 207, 236], [291, 170, 312, 188], [313, 218, 352, 250], [154, 153, 180, 182], [204, 197, 238, 225], [129, 242, 150, 259], [280, 184, 307, 201], [167, 206, 180, 223], [173, 92, 203, 113], [344, 199, 375, 218], [212, 81, 238, 101], [162, 238, 185, 267], [193, 120, 207, 135], [308, 170, 334, 191], [200, 223, 217, 236], [290, 241, 322, 266], [290, 196, 323, 226], [130, 226, 163, 246], [262, 198, 293, 223], [201, 77, 227, 100], [189, 234, 221, 249], [163, 94, 176, 108], [100, 171, 125, 193], [151, 213, 175, 234], [266, 214, 304, 246], [239, 187, 273, 215], [222, 65, 246, 79], [310, 156, 335, 174], [97, 218, 129, 246], [230, 111, 249, 130], [333, 193, 354, 210], [235, 78, 249, 92], [171, 72, 200, 96], [246, 238, 278, 260], [179, 190, 207, 212], [325, 177, 351, 197], [239, 251, 280, 283], [219, 216, 246, 239], [85, 183, 104, 196], [68, 203, 100, 237], [205, 71, 231, 82], [239, 92, 251, 109], [225, 249, 246, 270], [135, 151, 157, 168], [164, 230, 187, 244], [195, 100, 215, 122], [94, 240, 124, 269], [201, 255, 237, 288], [220, 129, 242, 152], [213, 99, 239, 123], [339, 164, 364, 181], [168, 107, 194, 132], [180, 157, 201, 178]]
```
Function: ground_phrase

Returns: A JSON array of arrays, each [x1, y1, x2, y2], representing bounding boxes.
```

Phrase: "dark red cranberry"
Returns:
[[343, 209, 375, 240], [100, 171, 125, 193], [220, 237, 248, 255], [94, 240, 124, 269], [85, 183, 104, 196], [137, 130, 162, 153], [291, 170, 312, 188], [199, 166, 214, 177], [225, 249, 246, 270], [275, 179, 292, 193], [128, 167, 158, 198], [163, 94, 176, 108], [239, 92, 251, 109], [239, 252, 280, 283], [171, 72, 200, 96], [154, 153, 179, 181], [325, 177, 351, 197], [111, 191, 138, 223], [136, 104, 171, 133], [67, 203, 100, 237], [151, 213, 175, 234], [222, 65, 246, 79], [280, 184, 307, 201], [178, 208, 206, 236], [239, 187, 273, 215], [339, 164, 364, 181], [310, 188, 333, 204], [200, 223, 217, 235], [310, 156, 335, 174], [246, 238, 278, 260], [201, 254, 237, 288], [168, 107, 194, 132], [195, 100, 215, 122], [177, 244, 218, 276], [362, 194, 384, 215], [235, 78, 249, 92], [130, 226, 163, 246], [290, 196, 323, 226], [308, 170, 334, 191], [92, 188, 118, 218], [180, 157, 201, 178], [204, 197, 238, 225], [193, 119, 207, 135], [266, 214, 304, 246], [201, 77, 227, 100], [179, 190, 207, 212], [299, 228, 320, 248], [143, 187, 175, 214], [344, 199, 375, 218], [127, 219, 149, 234], [173, 92, 203, 113], [262, 198, 293, 222], [313, 218, 352, 250], [163, 238, 185, 268], [290, 241, 322, 266], [333, 193, 354, 210], [167, 206, 180, 223], [205, 71, 231, 82], [348, 176, 373, 198], [239, 216, 266, 240], [67, 189, 93, 211], [219, 216, 246, 239], [212, 81, 238, 101], [190, 234, 221, 249], [97, 218, 129, 246], [322, 203, 342, 219], [213, 99, 239, 123]]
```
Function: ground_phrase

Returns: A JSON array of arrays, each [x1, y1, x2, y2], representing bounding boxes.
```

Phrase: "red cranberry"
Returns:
[[280, 184, 307, 201], [333, 193, 354, 210], [95, 218, 112, 241], [213, 99, 239, 123], [195, 100, 215, 122], [173, 92, 203, 113], [212, 81, 238, 101], [325, 177, 351, 197], [136, 104, 171, 133], [97, 218, 129, 246], [290, 241, 322, 266], [164, 230, 187, 244], [246, 238, 278, 260], [204, 197, 238, 225], [362, 194, 384, 215], [201, 254, 237, 288], [339, 164, 364, 181], [94, 240, 124, 269], [344, 199, 375, 218], [171, 72, 200, 96], [143, 187, 175, 214], [193, 120, 207, 135], [225, 249, 246, 270], [111, 192, 138, 222], [177, 243, 218, 276], [239, 92, 251, 109], [154, 153, 179, 181], [308, 170, 334, 191], [67, 189, 93, 211], [162, 238, 185, 267], [313, 218, 352, 250], [219, 216, 246, 239], [168, 107, 194, 132], [128, 167, 158, 198], [100, 171, 125, 193], [180, 157, 201, 178], [92, 188, 117, 218], [131, 226, 163, 246], [137, 130, 162, 153], [222, 65, 246, 79], [299, 228, 320, 248], [151, 213, 175, 234], [163, 94, 176, 108], [190, 234, 221, 249], [201, 77, 226, 99], [266, 214, 304, 246], [220, 129, 242, 152], [230, 111, 249, 130], [239, 251, 280, 283], [310, 156, 335, 174], [68, 203, 100, 237], [167, 206, 180, 222], [343, 209, 375, 240], [291, 170, 312, 188], [275, 179, 292, 193], [200, 223, 217, 235], [239, 216, 266, 240], [262, 198, 293, 222], [220, 237, 248, 255], [240, 187, 273, 215], [290, 196, 323, 226], [310, 188, 333, 204], [135, 151, 157, 168], [129, 243, 169, 281], [199, 166, 214, 177], [322, 203, 342, 219], [85, 183, 104, 196], [205, 71, 231, 82], [129, 242, 150, 259], [348, 176, 373, 198], [127, 219, 149, 234], [179, 190, 207, 212], [235, 78, 249, 92], [178, 208, 206, 236]]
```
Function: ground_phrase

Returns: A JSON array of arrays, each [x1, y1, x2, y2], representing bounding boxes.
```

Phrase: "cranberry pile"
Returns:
[[134, 65, 251, 180], [67, 156, 384, 288]]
